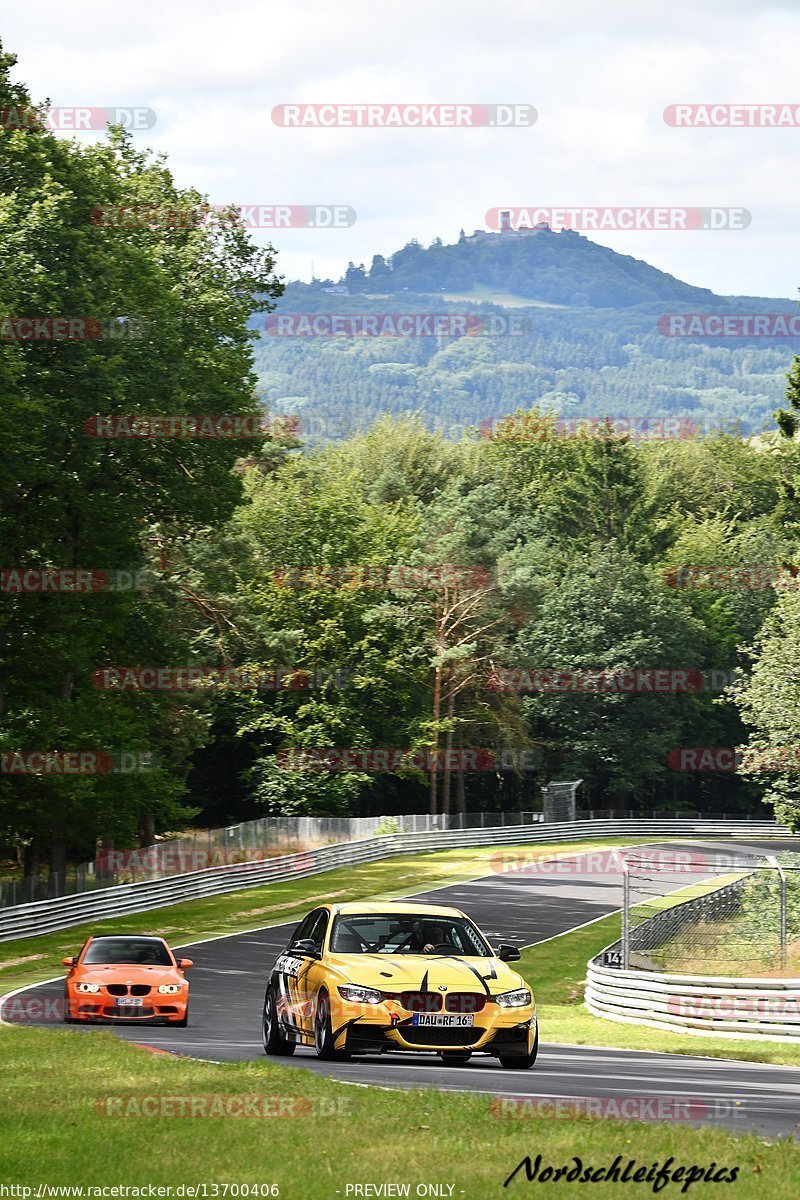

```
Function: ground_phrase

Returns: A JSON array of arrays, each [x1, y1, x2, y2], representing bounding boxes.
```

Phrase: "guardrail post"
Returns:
[[780, 871, 788, 970], [622, 859, 630, 970], [767, 855, 787, 968]]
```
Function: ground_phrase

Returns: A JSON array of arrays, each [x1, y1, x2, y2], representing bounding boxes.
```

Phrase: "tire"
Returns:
[[498, 1027, 538, 1070], [439, 1051, 472, 1065], [176, 1004, 189, 1028], [314, 991, 350, 1061], [262, 988, 295, 1056], [63, 991, 75, 1024]]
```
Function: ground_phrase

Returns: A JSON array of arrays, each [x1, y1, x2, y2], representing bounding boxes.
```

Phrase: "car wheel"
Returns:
[[314, 991, 349, 1061], [439, 1051, 472, 1065], [499, 1027, 539, 1070], [176, 1003, 189, 1028], [262, 988, 295, 1056], [63, 991, 75, 1023]]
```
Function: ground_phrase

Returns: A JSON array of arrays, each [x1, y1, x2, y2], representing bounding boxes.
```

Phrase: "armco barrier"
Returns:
[[0, 818, 791, 943], [586, 959, 800, 1042]]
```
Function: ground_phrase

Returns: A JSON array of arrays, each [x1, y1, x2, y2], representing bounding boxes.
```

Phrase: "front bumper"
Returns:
[[68, 990, 187, 1022], [333, 997, 537, 1056]]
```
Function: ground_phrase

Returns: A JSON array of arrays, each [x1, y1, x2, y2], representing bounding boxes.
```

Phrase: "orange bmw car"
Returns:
[[62, 934, 193, 1025]]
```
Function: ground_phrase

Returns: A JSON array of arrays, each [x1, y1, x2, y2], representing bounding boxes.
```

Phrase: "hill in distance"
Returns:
[[252, 227, 799, 441]]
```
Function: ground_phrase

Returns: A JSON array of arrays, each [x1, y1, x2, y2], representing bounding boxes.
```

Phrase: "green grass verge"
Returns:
[[0, 1022, 797, 1194]]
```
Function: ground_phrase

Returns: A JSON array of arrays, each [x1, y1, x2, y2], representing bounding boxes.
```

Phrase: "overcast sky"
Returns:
[[4, 0, 798, 298]]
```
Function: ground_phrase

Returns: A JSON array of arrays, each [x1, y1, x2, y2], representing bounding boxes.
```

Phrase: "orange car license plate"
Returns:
[[115, 997, 143, 1006]]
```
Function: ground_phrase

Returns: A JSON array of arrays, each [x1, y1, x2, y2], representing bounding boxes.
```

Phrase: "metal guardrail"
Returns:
[[585, 959, 800, 1042], [0, 818, 791, 943], [1, 810, 546, 907]]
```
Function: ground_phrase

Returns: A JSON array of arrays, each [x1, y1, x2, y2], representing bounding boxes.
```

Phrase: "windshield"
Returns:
[[329, 913, 491, 956], [82, 938, 173, 966]]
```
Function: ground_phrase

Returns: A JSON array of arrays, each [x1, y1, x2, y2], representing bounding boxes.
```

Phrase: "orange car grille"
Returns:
[[101, 1006, 155, 1018]]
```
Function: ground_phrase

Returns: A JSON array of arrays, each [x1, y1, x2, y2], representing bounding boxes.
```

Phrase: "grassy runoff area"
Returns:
[[1, 838, 800, 1193], [1, 1021, 798, 1197]]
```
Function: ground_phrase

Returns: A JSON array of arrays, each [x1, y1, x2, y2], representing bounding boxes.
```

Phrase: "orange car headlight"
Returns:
[[337, 985, 383, 1005], [75, 982, 100, 994], [157, 984, 182, 995]]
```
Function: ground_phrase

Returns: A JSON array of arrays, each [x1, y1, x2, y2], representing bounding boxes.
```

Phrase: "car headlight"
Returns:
[[337, 985, 384, 1005], [495, 987, 532, 1008], [75, 982, 100, 994], [157, 984, 182, 995]]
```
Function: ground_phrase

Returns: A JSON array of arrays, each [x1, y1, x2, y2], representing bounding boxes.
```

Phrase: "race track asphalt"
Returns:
[[4, 837, 800, 1138]]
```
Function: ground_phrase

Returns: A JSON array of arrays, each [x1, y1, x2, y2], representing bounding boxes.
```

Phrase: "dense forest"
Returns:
[[3, 45, 800, 881]]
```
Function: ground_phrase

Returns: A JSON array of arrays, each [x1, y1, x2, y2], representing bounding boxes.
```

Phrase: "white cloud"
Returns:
[[3, 0, 798, 296]]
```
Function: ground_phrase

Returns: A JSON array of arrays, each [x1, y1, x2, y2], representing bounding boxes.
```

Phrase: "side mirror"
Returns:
[[178, 958, 194, 970], [496, 944, 521, 963], [61, 957, 76, 967], [290, 938, 320, 960]]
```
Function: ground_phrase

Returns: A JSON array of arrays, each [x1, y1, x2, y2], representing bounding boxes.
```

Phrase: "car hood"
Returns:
[[326, 953, 527, 996], [73, 965, 182, 985]]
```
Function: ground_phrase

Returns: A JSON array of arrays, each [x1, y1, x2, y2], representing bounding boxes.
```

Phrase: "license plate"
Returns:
[[115, 997, 143, 1007], [412, 1013, 474, 1027]]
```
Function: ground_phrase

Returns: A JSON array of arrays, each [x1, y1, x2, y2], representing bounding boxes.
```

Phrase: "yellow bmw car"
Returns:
[[262, 901, 538, 1068]]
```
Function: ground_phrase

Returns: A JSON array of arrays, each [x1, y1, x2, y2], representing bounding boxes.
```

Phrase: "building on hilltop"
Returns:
[[466, 212, 551, 242]]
